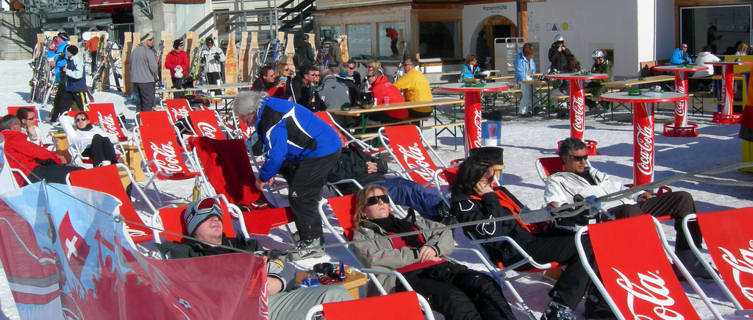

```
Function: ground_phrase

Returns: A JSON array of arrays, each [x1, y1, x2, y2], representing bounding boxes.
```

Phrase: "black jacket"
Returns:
[[291, 76, 324, 111], [548, 44, 572, 73]]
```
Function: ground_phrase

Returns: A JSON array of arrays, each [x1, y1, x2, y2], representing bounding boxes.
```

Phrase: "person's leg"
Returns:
[[288, 150, 340, 242], [142, 83, 156, 112], [267, 285, 351, 320], [391, 39, 398, 56], [403, 273, 482, 320], [452, 269, 516, 320], [71, 91, 85, 112], [132, 82, 144, 112], [407, 109, 432, 118], [90, 51, 97, 72], [637, 191, 700, 251], [607, 203, 644, 219], [518, 81, 531, 115], [51, 82, 67, 121], [29, 165, 84, 184], [375, 177, 444, 220], [87, 135, 106, 166], [172, 77, 185, 99]]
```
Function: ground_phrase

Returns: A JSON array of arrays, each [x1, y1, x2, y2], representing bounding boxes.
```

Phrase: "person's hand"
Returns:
[[418, 246, 439, 263], [56, 154, 68, 164], [473, 178, 494, 196], [637, 191, 654, 202], [366, 161, 378, 174], [255, 179, 273, 190], [61, 66, 67, 72], [277, 79, 286, 87], [214, 53, 221, 61]]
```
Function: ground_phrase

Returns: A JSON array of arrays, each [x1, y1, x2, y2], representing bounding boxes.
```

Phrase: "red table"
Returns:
[[653, 65, 709, 136], [546, 73, 609, 155], [437, 82, 510, 156], [600, 91, 688, 186], [705, 61, 753, 124]]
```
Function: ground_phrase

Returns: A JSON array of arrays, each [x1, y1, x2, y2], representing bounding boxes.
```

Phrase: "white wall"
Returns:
[[527, 0, 638, 78], [461, 2, 517, 56], [655, 0, 676, 61]]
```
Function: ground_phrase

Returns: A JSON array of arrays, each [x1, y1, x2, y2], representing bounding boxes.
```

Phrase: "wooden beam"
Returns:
[[517, 0, 528, 39]]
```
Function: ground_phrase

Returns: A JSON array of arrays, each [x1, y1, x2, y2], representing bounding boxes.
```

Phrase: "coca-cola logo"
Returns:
[[675, 82, 686, 118], [196, 122, 218, 139], [170, 107, 190, 120], [473, 109, 483, 148], [396, 142, 447, 185], [149, 141, 183, 174], [636, 125, 653, 176], [572, 97, 585, 133], [612, 267, 683, 319], [718, 240, 753, 303], [98, 112, 120, 136]]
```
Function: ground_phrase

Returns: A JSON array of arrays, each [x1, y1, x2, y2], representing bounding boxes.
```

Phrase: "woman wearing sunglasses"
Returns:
[[352, 184, 515, 320], [60, 111, 119, 167]]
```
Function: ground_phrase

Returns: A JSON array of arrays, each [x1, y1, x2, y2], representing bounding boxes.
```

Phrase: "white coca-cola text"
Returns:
[[397, 142, 447, 185], [675, 81, 687, 118], [636, 125, 654, 176], [572, 96, 585, 133], [196, 122, 218, 139], [473, 109, 483, 148], [149, 141, 183, 174], [718, 240, 753, 304], [98, 112, 120, 136], [170, 107, 190, 120], [612, 267, 683, 320]]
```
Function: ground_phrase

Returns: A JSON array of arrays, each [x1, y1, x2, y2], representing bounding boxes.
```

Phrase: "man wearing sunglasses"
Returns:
[[159, 197, 352, 319], [544, 137, 709, 279]]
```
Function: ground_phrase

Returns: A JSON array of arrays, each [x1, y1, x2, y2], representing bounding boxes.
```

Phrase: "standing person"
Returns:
[[351, 185, 517, 320], [548, 34, 572, 73], [366, 70, 407, 123], [585, 50, 612, 113], [692, 45, 720, 91], [290, 65, 324, 111], [293, 34, 315, 71], [707, 24, 721, 53], [670, 43, 692, 65], [393, 57, 433, 117], [460, 54, 479, 80], [327, 38, 343, 70], [514, 43, 536, 116], [201, 37, 225, 95], [130, 32, 159, 112], [50, 32, 69, 122], [476, 30, 491, 70], [164, 39, 189, 99], [233, 91, 341, 260], [84, 34, 100, 73], [386, 27, 399, 57], [61, 45, 86, 114]]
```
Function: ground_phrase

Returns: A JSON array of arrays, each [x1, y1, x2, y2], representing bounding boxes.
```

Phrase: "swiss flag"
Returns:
[[58, 212, 90, 279]]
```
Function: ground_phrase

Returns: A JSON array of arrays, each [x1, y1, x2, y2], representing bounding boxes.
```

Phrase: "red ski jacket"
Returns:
[[370, 75, 408, 119], [164, 50, 189, 78]]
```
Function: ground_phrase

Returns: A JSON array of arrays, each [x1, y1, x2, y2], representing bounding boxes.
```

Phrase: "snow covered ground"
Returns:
[[1, 58, 752, 319]]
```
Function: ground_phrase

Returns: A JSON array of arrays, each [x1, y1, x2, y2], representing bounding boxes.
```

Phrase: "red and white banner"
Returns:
[[463, 92, 483, 157], [589, 215, 701, 320], [569, 79, 586, 140], [0, 183, 268, 319], [633, 102, 655, 186], [697, 208, 753, 309]]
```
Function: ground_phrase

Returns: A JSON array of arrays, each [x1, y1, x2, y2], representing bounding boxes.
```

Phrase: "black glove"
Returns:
[[214, 53, 221, 61], [200, 57, 206, 64]]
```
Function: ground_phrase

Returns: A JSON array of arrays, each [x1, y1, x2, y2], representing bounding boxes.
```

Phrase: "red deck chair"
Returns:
[[7, 106, 40, 127], [378, 125, 451, 194], [164, 98, 192, 124], [305, 291, 432, 320], [66, 164, 158, 244], [683, 208, 753, 311], [314, 111, 383, 154], [88, 103, 129, 142], [575, 215, 724, 319], [187, 110, 226, 140], [151, 196, 240, 244], [534, 157, 564, 182]]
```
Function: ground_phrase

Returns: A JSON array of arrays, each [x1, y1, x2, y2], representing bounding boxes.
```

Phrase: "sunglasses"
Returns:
[[75, 118, 88, 122], [570, 155, 588, 162], [26, 117, 35, 121], [349, 66, 356, 70], [366, 195, 389, 206]]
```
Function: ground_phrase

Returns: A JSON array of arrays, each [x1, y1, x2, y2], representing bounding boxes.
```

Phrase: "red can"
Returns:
[[633, 102, 655, 186]]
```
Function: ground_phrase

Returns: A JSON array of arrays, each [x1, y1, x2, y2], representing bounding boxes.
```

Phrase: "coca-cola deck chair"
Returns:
[[87, 103, 130, 142], [575, 215, 724, 320], [682, 208, 753, 313], [378, 125, 452, 196], [187, 110, 232, 140], [164, 98, 194, 124], [136, 112, 204, 205], [314, 111, 383, 154], [305, 291, 434, 320], [151, 195, 250, 246], [66, 164, 159, 244]]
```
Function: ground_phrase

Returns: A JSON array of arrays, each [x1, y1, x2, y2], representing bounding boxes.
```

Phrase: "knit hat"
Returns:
[[173, 39, 184, 49], [183, 198, 223, 235], [143, 32, 154, 41], [469, 146, 504, 170], [58, 32, 69, 41]]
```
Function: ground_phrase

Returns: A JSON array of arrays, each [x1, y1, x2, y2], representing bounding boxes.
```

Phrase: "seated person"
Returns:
[[393, 58, 432, 117], [158, 197, 353, 320], [691, 45, 720, 91], [0, 114, 82, 185], [449, 147, 600, 320], [291, 65, 324, 111], [273, 64, 294, 100], [585, 50, 612, 113], [366, 70, 407, 123], [15, 107, 40, 144], [544, 137, 708, 278], [60, 112, 119, 167], [252, 65, 288, 99], [460, 54, 479, 80], [352, 185, 516, 320]]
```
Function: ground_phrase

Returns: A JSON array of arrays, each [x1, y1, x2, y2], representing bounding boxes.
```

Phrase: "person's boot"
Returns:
[[676, 249, 713, 280], [290, 237, 325, 261], [584, 285, 615, 319], [540, 301, 575, 320]]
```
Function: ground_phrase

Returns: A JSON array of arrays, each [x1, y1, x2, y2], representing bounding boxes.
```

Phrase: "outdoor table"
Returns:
[[653, 65, 709, 136], [705, 61, 753, 124], [600, 91, 688, 186], [436, 82, 510, 156], [546, 73, 609, 155]]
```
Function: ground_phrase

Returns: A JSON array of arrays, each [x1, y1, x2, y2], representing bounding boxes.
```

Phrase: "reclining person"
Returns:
[[15, 107, 40, 144], [544, 137, 707, 278], [158, 197, 352, 320], [0, 114, 82, 185], [352, 184, 516, 320], [60, 111, 119, 167]]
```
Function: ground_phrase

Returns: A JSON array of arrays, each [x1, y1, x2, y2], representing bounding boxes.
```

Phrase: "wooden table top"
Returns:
[[329, 98, 464, 116], [604, 75, 674, 88]]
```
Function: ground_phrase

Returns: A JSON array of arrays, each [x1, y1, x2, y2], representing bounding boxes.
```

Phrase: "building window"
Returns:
[[419, 21, 460, 59], [378, 23, 405, 58], [347, 24, 372, 59], [319, 26, 342, 42]]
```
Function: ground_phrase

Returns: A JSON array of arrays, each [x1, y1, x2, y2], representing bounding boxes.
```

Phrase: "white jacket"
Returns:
[[59, 114, 118, 152], [544, 166, 638, 210], [692, 51, 720, 78], [201, 45, 225, 74]]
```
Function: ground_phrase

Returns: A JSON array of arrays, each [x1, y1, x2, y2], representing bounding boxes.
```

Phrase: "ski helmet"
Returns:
[[591, 49, 605, 59], [206, 37, 214, 46], [553, 34, 564, 43]]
